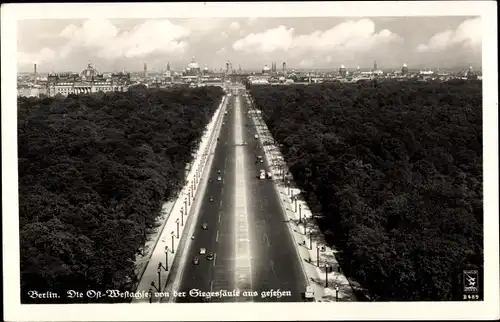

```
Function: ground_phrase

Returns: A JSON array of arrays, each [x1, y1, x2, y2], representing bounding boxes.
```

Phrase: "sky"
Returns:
[[17, 16, 482, 73]]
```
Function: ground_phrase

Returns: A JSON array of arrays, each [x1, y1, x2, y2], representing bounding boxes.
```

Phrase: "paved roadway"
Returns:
[[174, 93, 306, 303]]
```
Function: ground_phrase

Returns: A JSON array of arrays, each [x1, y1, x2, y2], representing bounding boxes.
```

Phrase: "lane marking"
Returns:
[[264, 234, 270, 247], [233, 95, 253, 298], [210, 280, 213, 293], [216, 230, 219, 243], [213, 253, 217, 267], [219, 199, 222, 207], [218, 212, 221, 223]]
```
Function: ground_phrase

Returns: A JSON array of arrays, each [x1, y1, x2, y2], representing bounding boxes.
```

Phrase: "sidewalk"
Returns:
[[250, 106, 358, 302], [132, 96, 227, 303]]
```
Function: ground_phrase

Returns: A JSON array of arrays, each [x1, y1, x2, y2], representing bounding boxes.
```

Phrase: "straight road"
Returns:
[[173, 93, 306, 302]]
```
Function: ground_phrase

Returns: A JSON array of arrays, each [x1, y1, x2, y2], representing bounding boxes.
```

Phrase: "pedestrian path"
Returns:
[[132, 96, 228, 303], [250, 108, 358, 302]]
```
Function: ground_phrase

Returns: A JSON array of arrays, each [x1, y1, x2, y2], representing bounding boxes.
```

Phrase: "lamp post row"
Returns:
[[257, 112, 344, 301], [149, 99, 222, 303]]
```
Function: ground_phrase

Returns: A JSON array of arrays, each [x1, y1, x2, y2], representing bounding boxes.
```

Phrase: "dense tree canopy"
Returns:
[[18, 87, 224, 303], [249, 80, 483, 301]]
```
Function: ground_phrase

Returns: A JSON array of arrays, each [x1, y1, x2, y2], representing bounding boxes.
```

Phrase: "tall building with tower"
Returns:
[[164, 62, 172, 79], [262, 64, 271, 75], [402, 63, 408, 76], [374, 60, 378, 70], [339, 64, 347, 78], [144, 62, 148, 77], [33, 63, 38, 85]]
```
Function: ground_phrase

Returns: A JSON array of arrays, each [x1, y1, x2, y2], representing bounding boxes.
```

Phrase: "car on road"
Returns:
[[206, 252, 214, 261], [254, 134, 259, 139], [257, 156, 263, 163], [200, 248, 206, 255], [202, 223, 208, 230], [305, 286, 314, 301], [266, 172, 272, 179], [209, 196, 214, 202], [217, 176, 222, 181], [259, 170, 266, 180], [193, 257, 200, 265]]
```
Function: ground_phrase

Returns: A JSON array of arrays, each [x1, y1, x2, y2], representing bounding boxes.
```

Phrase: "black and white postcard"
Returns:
[[2, 1, 498, 321]]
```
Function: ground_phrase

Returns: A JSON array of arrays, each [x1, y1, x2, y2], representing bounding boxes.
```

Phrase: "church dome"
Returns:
[[263, 65, 270, 72], [188, 56, 200, 70], [402, 63, 408, 68], [340, 64, 346, 69], [80, 61, 99, 79]]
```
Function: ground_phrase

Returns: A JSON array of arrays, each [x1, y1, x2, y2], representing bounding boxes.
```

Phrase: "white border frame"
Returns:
[[2, 2, 498, 321]]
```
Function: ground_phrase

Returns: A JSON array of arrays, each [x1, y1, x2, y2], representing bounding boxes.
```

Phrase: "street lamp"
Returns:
[[188, 190, 191, 206], [157, 263, 162, 290], [294, 196, 298, 212], [184, 198, 187, 215], [316, 244, 321, 267], [164, 246, 169, 271], [287, 180, 290, 195], [325, 264, 329, 287], [176, 218, 180, 238], [171, 231, 175, 252], [299, 204, 302, 223], [309, 229, 313, 250], [180, 208, 184, 226], [335, 286, 339, 302]]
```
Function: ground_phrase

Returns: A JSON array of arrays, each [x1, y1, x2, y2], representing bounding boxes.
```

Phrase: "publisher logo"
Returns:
[[463, 270, 479, 293]]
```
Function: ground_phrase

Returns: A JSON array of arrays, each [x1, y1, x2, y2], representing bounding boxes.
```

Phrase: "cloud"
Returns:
[[232, 25, 295, 53], [416, 17, 481, 52], [216, 47, 227, 55], [247, 17, 258, 25], [232, 19, 401, 55], [18, 47, 56, 66], [62, 19, 190, 60], [17, 19, 191, 67], [221, 31, 229, 39], [298, 59, 315, 68], [230, 21, 240, 30], [183, 18, 224, 34]]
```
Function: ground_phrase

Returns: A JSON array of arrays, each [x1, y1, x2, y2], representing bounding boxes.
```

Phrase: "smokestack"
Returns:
[[144, 62, 148, 77], [34, 63, 37, 85]]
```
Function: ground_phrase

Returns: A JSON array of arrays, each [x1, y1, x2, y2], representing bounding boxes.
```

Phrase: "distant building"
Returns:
[[465, 65, 478, 80], [34, 61, 132, 97], [17, 84, 47, 98], [339, 64, 347, 78], [184, 56, 201, 76], [402, 63, 409, 76], [262, 64, 271, 75]]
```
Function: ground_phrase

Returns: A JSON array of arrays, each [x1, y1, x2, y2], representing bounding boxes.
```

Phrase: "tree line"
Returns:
[[249, 80, 483, 301], [18, 86, 224, 303]]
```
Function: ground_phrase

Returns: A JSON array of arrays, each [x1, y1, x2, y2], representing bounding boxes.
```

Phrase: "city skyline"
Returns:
[[18, 16, 482, 73]]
